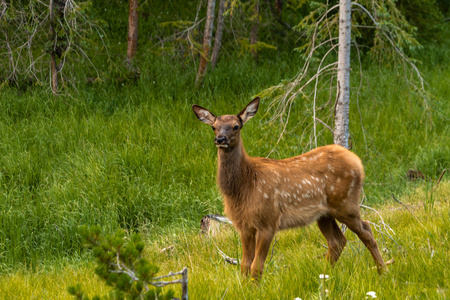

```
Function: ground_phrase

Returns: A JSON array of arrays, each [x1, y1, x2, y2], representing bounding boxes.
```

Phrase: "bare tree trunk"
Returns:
[[250, 0, 259, 58], [195, 0, 216, 86], [211, 0, 225, 69], [49, 0, 58, 94], [127, 0, 139, 62], [334, 0, 351, 148], [275, 0, 282, 17]]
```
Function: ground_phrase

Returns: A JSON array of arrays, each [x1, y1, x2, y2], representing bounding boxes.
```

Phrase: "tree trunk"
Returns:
[[49, 0, 58, 94], [195, 0, 216, 86], [127, 0, 139, 62], [334, 0, 351, 148], [211, 0, 225, 69], [275, 0, 282, 17], [250, 0, 259, 58]]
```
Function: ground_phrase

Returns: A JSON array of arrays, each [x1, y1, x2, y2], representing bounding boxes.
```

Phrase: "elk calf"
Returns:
[[192, 97, 385, 278]]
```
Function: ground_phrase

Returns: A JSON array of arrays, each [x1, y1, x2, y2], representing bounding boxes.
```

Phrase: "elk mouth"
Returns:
[[216, 144, 229, 148]]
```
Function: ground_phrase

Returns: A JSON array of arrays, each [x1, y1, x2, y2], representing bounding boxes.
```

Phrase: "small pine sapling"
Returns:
[[68, 226, 176, 300]]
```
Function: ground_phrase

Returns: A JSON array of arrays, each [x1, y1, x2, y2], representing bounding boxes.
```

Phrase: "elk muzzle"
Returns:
[[215, 136, 229, 148]]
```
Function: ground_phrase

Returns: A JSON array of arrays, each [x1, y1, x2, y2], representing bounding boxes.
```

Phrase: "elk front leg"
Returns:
[[250, 230, 274, 279], [240, 229, 256, 276]]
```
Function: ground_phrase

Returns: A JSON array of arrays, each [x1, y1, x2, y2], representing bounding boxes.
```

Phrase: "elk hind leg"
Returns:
[[341, 215, 386, 274], [317, 215, 347, 265]]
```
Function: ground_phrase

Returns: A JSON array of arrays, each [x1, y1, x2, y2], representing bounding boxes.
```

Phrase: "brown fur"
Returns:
[[192, 97, 386, 279]]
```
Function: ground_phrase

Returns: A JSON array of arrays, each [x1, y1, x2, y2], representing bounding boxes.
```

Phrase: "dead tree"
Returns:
[[211, 0, 226, 69], [195, 0, 216, 86], [334, 0, 351, 148], [262, 0, 426, 154], [50, 0, 61, 94], [127, 0, 139, 63]]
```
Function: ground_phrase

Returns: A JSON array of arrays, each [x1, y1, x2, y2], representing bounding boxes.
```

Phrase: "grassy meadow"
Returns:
[[0, 17, 449, 299], [1, 183, 449, 299]]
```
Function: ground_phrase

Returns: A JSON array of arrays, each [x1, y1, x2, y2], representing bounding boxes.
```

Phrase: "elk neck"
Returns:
[[217, 137, 255, 200]]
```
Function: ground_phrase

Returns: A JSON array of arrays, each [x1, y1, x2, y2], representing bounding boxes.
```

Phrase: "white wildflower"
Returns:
[[319, 274, 329, 279], [366, 291, 377, 298]]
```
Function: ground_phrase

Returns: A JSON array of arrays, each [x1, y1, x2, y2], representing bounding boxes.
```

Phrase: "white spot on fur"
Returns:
[[330, 185, 334, 192], [264, 193, 269, 199]]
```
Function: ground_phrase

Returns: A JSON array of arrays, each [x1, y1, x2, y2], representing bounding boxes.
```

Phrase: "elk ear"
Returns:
[[192, 105, 216, 126], [238, 97, 260, 125]]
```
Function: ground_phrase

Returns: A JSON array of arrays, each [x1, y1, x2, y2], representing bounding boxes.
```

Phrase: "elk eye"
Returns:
[[233, 125, 239, 131], [211, 126, 215, 131]]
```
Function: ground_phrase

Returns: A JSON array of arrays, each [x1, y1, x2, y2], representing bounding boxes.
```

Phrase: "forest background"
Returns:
[[0, 0, 449, 298]]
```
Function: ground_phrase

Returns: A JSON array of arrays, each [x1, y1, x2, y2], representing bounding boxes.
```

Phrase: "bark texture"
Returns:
[[211, 0, 225, 69], [195, 0, 216, 86], [334, 0, 351, 148], [127, 0, 139, 61]]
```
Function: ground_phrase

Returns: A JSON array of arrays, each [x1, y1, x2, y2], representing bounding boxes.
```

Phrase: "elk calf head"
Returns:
[[192, 97, 260, 149]]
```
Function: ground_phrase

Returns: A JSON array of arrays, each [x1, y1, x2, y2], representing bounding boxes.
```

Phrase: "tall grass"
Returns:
[[0, 47, 449, 271]]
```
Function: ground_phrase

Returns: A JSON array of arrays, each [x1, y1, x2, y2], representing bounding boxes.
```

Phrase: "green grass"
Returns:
[[0, 50, 449, 271], [1, 183, 448, 299]]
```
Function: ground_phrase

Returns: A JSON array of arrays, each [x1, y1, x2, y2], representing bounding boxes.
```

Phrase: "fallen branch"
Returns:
[[216, 247, 239, 265], [372, 258, 395, 270], [360, 204, 396, 239], [200, 214, 232, 236]]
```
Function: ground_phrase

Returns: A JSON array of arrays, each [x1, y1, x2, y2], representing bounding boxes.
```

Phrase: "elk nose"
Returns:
[[215, 136, 227, 144]]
